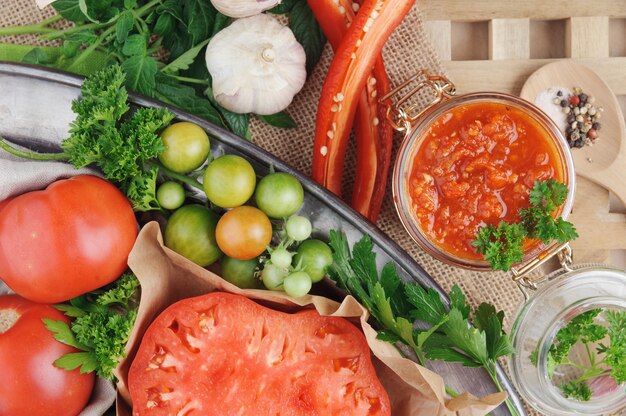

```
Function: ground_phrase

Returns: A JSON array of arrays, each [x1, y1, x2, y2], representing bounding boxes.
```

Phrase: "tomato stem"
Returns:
[[0, 15, 62, 36], [0, 137, 69, 161], [148, 161, 204, 191]]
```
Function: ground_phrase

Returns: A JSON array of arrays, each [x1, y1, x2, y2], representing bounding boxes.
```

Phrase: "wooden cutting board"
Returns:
[[419, 0, 626, 267]]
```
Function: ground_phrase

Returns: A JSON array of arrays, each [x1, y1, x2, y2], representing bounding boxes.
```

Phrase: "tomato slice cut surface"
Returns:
[[129, 292, 390, 415]]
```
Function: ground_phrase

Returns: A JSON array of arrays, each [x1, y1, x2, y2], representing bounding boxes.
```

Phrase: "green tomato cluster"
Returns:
[[157, 121, 332, 298]]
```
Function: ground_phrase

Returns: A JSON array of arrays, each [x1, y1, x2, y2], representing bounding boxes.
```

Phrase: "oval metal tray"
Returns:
[[0, 62, 525, 416]]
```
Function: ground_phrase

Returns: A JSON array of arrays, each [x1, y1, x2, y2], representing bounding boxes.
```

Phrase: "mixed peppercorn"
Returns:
[[554, 88, 603, 148]]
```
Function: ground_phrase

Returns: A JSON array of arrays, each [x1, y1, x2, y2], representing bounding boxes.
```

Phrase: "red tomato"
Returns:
[[0, 295, 95, 416], [129, 292, 390, 415], [0, 175, 137, 303], [215, 206, 272, 260]]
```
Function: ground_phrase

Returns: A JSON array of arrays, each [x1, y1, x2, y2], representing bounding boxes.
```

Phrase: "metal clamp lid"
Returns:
[[511, 242, 574, 300], [380, 70, 456, 132]]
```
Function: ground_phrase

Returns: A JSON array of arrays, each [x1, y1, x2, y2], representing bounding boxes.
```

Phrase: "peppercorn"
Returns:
[[570, 95, 580, 106], [575, 139, 584, 148], [565, 126, 573, 135], [560, 99, 568, 107], [567, 114, 575, 124], [557, 90, 563, 97], [592, 122, 601, 130], [588, 129, 598, 139], [579, 93, 588, 104]]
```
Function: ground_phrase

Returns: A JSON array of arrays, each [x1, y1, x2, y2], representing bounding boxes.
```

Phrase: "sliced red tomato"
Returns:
[[0, 295, 95, 416], [0, 175, 137, 303], [129, 292, 390, 415]]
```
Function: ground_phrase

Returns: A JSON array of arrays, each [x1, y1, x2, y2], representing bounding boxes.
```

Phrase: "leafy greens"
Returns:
[[327, 230, 519, 415], [531, 308, 626, 401], [43, 272, 140, 381], [0, 0, 322, 137], [473, 179, 578, 271]]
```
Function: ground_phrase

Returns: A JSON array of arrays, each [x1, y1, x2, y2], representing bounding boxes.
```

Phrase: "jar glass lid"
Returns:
[[509, 265, 626, 415]]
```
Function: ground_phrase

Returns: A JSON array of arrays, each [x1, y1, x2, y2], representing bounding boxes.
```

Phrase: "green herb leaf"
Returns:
[[473, 221, 525, 271], [257, 112, 298, 129], [54, 304, 87, 318], [121, 55, 157, 95], [54, 351, 99, 374], [51, 273, 140, 381], [115, 10, 135, 43], [42, 318, 89, 350], [561, 380, 592, 401], [604, 310, 626, 384], [474, 303, 515, 360], [184, 0, 217, 45], [162, 39, 210, 75], [53, 0, 88, 22], [404, 284, 446, 326], [122, 34, 147, 56], [449, 285, 470, 319], [154, 73, 224, 128], [22, 48, 52, 65], [288, 0, 326, 75]]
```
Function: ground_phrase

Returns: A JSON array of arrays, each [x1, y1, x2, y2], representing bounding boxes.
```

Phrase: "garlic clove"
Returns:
[[210, 0, 282, 19], [206, 14, 306, 116]]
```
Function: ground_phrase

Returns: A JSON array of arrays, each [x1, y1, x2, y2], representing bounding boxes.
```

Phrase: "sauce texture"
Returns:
[[408, 101, 564, 260]]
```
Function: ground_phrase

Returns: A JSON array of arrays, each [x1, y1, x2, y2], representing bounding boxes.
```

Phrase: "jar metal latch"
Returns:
[[511, 242, 574, 300], [380, 70, 456, 133]]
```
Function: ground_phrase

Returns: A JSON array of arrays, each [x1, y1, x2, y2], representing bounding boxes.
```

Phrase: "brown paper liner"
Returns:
[[114, 222, 505, 416]]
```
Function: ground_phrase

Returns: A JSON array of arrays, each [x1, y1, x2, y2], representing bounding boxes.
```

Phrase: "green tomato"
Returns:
[[293, 239, 333, 283], [158, 122, 210, 173], [254, 172, 304, 218], [203, 155, 256, 208], [164, 204, 222, 267], [220, 256, 261, 289], [156, 181, 185, 210], [270, 248, 293, 269], [261, 264, 287, 291], [285, 216, 312, 241], [283, 271, 312, 298]]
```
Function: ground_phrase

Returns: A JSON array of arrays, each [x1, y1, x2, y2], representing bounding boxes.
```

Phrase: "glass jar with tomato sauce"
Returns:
[[385, 72, 626, 416], [389, 74, 576, 270]]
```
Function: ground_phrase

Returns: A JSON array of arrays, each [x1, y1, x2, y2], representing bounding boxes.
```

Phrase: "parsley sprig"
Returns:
[[43, 273, 140, 381], [473, 179, 578, 271], [328, 231, 520, 416], [0, 65, 205, 211], [531, 308, 626, 401]]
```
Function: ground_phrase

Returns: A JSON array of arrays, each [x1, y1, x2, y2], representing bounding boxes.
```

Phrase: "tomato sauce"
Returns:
[[408, 101, 564, 260]]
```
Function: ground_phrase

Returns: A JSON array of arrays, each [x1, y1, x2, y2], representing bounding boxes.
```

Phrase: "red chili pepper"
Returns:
[[354, 59, 393, 221], [308, 0, 399, 221]]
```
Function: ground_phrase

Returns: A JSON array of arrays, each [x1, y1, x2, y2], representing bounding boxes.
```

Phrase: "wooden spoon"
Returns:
[[520, 61, 626, 205]]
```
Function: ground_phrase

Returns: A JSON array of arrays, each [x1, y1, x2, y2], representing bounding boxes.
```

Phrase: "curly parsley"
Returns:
[[43, 273, 140, 381], [531, 308, 626, 402], [473, 179, 578, 271]]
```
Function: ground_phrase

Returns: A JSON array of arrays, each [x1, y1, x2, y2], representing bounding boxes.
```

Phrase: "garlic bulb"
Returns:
[[210, 0, 282, 18], [205, 14, 307, 116]]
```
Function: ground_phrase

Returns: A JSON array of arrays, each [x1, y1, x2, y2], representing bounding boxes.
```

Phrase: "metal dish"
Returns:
[[0, 62, 525, 416]]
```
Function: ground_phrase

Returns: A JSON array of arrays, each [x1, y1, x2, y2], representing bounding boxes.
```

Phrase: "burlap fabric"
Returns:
[[1, 1, 538, 414]]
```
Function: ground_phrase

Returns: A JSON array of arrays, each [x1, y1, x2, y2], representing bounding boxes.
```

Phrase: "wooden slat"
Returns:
[[423, 20, 452, 61], [439, 57, 626, 95], [566, 16, 610, 58], [489, 18, 530, 60], [417, 0, 626, 21]]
